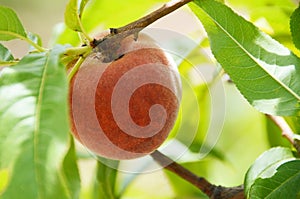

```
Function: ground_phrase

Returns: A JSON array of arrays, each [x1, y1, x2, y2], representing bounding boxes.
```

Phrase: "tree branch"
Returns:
[[266, 114, 300, 154], [151, 150, 245, 199], [110, 0, 193, 35], [93, 0, 193, 62]]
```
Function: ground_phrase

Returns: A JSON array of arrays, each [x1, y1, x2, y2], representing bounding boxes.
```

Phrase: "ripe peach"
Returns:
[[69, 32, 181, 160]]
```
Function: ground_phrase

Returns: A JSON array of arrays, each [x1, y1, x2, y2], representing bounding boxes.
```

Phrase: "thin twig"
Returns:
[[93, 0, 193, 62], [151, 150, 245, 199], [266, 114, 300, 154], [111, 0, 193, 35]]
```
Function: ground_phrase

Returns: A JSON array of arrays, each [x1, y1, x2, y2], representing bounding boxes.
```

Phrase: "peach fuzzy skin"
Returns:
[[69, 33, 181, 160]]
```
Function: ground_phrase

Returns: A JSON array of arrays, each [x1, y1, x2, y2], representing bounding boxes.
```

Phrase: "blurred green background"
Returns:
[[1, 0, 297, 198]]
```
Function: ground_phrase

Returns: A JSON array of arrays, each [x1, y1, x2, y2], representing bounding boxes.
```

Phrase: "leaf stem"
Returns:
[[0, 31, 46, 52], [67, 56, 84, 81], [60, 46, 91, 67], [266, 114, 300, 154], [0, 60, 19, 66], [64, 46, 91, 57], [78, 22, 93, 43], [150, 150, 245, 199]]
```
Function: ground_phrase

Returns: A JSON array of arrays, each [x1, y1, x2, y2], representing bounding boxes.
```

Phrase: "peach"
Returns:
[[69, 32, 181, 160]]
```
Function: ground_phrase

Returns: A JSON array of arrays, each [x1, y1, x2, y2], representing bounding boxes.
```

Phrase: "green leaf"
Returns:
[[291, 6, 300, 51], [190, 0, 300, 116], [93, 159, 119, 199], [0, 169, 9, 194], [0, 6, 27, 41], [244, 147, 296, 197], [249, 160, 300, 198], [0, 43, 14, 61], [0, 46, 80, 199], [65, 0, 83, 32], [62, 137, 81, 199], [79, 0, 90, 18]]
